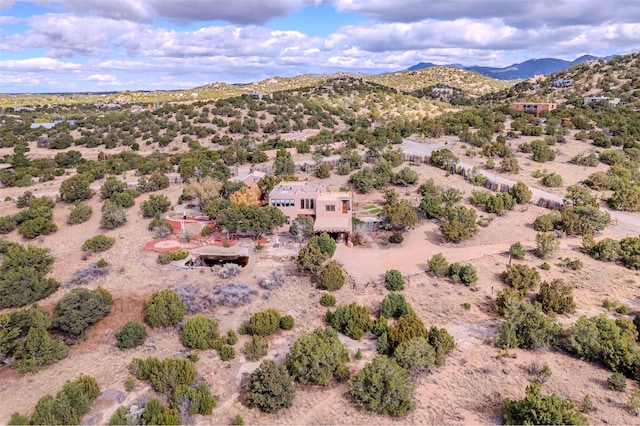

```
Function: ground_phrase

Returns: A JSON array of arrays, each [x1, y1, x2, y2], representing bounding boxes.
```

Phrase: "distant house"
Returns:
[[247, 90, 271, 100], [551, 79, 572, 88], [268, 182, 353, 238], [584, 96, 620, 106], [30, 120, 75, 129], [510, 102, 557, 117]]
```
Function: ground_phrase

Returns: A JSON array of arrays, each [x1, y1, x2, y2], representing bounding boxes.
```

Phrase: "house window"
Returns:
[[300, 199, 304, 209], [326, 204, 336, 212], [310, 199, 314, 210]]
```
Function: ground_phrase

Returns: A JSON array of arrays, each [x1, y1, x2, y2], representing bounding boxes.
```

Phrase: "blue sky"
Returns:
[[0, 0, 639, 93]]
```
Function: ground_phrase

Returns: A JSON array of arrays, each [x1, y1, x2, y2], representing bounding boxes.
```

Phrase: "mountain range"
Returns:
[[407, 55, 603, 80]]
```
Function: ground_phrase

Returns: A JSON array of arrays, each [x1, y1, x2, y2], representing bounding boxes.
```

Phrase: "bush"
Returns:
[[246, 360, 295, 413], [500, 264, 540, 293], [503, 382, 587, 425], [608, 372, 627, 392], [231, 415, 244, 425], [532, 279, 576, 314], [388, 232, 404, 244], [141, 399, 180, 426], [328, 303, 373, 340], [316, 261, 345, 291], [53, 287, 113, 339], [182, 314, 219, 349], [494, 287, 525, 316], [141, 194, 172, 218], [100, 201, 127, 229], [440, 205, 478, 242], [349, 356, 415, 417], [82, 234, 115, 253], [245, 335, 269, 362], [249, 308, 282, 336], [68, 202, 92, 224], [509, 242, 526, 259], [541, 172, 563, 188], [533, 212, 559, 232], [495, 300, 562, 349], [379, 293, 414, 318], [116, 321, 147, 350], [145, 289, 187, 327], [219, 345, 235, 361], [589, 238, 621, 261], [157, 251, 189, 265], [130, 357, 197, 394], [427, 326, 456, 366], [509, 182, 532, 204], [427, 253, 449, 277], [0, 304, 68, 373], [566, 314, 640, 378], [0, 243, 60, 309], [286, 327, 350, 386], [171, 383, 216, 416], [0, 215, 16, 234], [280, 315, 295, 330], [386, 315, 428, 354], [384, 269, 405, 291], [289, 215, 314, 242], [448, 263, 477, 285], [18, 217, 58, 239], [12, 376, 100, 426], [535, 232, 560, 258], [394, 337, 436, 373], [60, 174, 92, 203], [320, 293, 336, 307]]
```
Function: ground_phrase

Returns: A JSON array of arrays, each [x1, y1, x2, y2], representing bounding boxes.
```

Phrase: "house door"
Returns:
[[341, 200, 349, 213]]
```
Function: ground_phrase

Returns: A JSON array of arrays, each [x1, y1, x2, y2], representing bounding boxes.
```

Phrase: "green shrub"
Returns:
[[540, 262, 551, 270], [285, 327, 349, 386], [503, 382, 587, 425], [182, 314, 219, 349], [279, 315, 295, 330], [500, 264, 541, 293], [18, 217, 58, 239], [246, 360, 295, 413], [231, 415, 244, 425], [244, 335, 269, 362], [495, 301, 562, 350], [249, 308, 282, 336], [157, 250, 189, 265], [0, 243, 59, 309], [608, 372, 627, 392], [388, 232, 404, 244], [201, 225, 212, 236], [427, 326, 456, 366], [384, 269, 405, 291], [53, 287, 113, 339], [0, 215, 16, 234], [567, 314, 640, 378], [379, 293, 414, 318], [320, 293, 336, 307], [82, 234, 115, 253], [219, 345, 235, 361], [60, 174, 92, 203], [542, 172, 563, 187], [145, 289, 187, 327], [533, 212, 559, 232], [448, 263, 477, 285], [225, 329, 238, 345], [316, 261, 345, 291], [463, 302, 471, 310], [115, 321, 147, 350], [532, 279, 576, 314], [141, 194, 172, 218], [12, 376, 100, 426], [141, 399, 180, 426], [393, 337, 436, 373], [427, 253, 449, 277], [509, 182, 532, 204], [130, 357, 197, 394], [509, 242, 526, 259], [308, 232, 337, 257], [386, 315, 428, 355], [171, 383, 216, 415], [349, 356, 415, 417], [535, 232, 560, 258], [124, 377, 135, 392], [100, 201, 127, 229], [494, 287, 525, 316], [67, 201, 93, 225], [328, 303, 373, 340]]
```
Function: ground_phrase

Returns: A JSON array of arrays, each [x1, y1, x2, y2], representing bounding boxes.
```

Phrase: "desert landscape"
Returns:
[[1, 51, 640, 426]]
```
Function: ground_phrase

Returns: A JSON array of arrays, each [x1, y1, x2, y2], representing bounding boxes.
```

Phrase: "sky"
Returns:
[[0, 0, 639, 93]]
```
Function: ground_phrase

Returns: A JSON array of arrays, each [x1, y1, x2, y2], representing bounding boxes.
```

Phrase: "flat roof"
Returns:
[[313, 216, 351, 233]]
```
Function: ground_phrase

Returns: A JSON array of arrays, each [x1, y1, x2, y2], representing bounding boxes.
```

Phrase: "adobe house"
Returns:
[[268, 181, 353, 240], [510, 102, 557, 117]]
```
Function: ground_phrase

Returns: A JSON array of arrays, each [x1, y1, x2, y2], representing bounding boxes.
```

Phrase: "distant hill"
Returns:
[[408, 55, 602, 80]]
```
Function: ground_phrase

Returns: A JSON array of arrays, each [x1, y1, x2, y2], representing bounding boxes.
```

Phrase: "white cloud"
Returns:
[[0, 16, 22, 24], [0, 57, 81, 72]]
